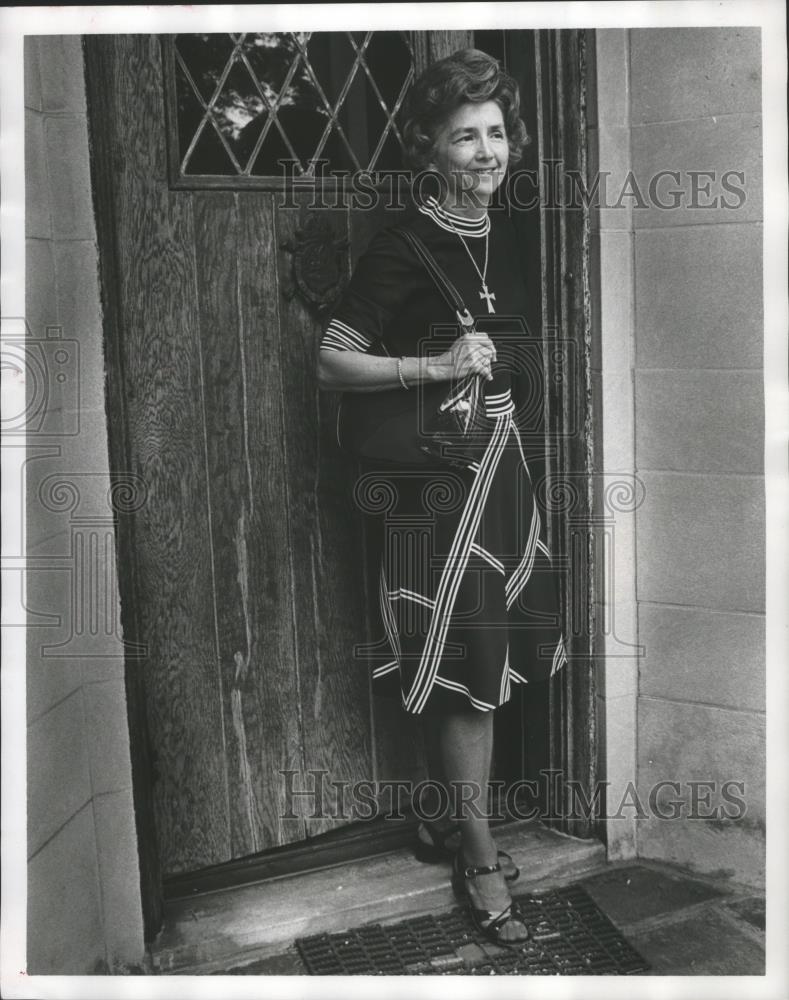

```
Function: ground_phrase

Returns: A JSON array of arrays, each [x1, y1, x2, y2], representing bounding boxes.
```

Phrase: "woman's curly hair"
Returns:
[[401, 48, 530, 172]]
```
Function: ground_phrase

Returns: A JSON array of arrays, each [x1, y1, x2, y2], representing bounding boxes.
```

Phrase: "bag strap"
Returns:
[[393, 226, 483, 410], [392, 227, 476, 332]]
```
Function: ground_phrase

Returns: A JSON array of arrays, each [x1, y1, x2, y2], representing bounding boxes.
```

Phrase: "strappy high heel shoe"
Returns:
[[414, 820, 520, 882], [451, 852, 530, 948]]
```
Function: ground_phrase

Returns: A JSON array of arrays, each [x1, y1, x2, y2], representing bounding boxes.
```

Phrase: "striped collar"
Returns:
[[417, 195, 490, 238]]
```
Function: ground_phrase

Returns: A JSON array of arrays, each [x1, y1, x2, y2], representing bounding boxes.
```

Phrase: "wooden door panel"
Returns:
[[192, 191, 305, 858], [105, 35, 232, 874], [235, 192, 311, 847], [275, 196, 376, 835], [91, 32, 395, 874]]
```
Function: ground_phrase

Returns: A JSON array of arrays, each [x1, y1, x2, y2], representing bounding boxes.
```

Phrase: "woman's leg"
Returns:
[[420, 714, 495, 827], [419, 725, 453, 826], [428, 707, 528, 942], [436, 709, 496, 863]]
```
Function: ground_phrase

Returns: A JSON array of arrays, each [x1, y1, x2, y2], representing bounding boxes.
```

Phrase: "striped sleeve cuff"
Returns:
[[319, 319, 375, 353]]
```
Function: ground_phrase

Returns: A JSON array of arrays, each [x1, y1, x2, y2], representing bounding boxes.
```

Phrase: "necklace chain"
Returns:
[[443, 215, 489, 286], [442, 211, 496, 313]]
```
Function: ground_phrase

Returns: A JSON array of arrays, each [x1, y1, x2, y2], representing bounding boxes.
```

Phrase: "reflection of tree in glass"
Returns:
[[175, 31, 410, 175], [177, 32, 322, 141]]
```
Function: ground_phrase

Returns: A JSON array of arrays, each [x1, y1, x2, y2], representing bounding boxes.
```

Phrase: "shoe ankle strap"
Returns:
[[462, 860, 502, 878]]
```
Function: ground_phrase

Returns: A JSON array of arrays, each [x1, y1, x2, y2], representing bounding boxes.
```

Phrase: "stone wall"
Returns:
[[589, 27, 764, 886], [24, 35, 145, 972]]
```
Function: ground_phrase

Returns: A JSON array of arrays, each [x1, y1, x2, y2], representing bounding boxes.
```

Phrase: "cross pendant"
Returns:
[[479, 284, 496, 313]]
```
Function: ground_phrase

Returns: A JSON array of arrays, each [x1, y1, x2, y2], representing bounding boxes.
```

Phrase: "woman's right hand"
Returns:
[[430, 331, 497, 382]]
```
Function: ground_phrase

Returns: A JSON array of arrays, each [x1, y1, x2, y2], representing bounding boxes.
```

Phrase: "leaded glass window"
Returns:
[[166, 31, 415, 187]]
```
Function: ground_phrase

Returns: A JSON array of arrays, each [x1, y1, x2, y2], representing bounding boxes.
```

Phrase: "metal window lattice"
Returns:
[[171, 31, 414, 184]]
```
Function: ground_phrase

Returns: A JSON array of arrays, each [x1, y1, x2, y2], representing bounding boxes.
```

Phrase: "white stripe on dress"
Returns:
[[550, 635, 568, 676], [320, 319, 374, 352], [505, 495, 540, 610], [387, 588, 436, 610], [379, 563, 402, 665], [508, 665, 529, 684], [499, 646, 511, 705], [470, 541, 506, 575], [372, 660, 399, 678], [509, 417, 535, 484], [405, 414, 511, 713], [433, 676, 498, 711]]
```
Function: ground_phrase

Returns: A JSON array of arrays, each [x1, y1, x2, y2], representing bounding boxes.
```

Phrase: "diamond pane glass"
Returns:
[[171, 31, 413, 182], [190, 119, 236, 175], [363, 32, 412, 110], [175, 33, 235, 103]]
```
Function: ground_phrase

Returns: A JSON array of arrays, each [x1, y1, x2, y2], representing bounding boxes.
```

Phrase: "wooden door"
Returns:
[[85, 30, 594, 942], [84, 30, 476, 882]]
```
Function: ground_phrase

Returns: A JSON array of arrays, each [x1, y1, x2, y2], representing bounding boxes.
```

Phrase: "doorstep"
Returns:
[[151, 820, 606, 974], [219, 861, 766, 976]]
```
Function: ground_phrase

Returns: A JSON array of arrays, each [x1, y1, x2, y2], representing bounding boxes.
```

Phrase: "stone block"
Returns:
[[636, 697, 765, 886], [591, 30, 630, 128], [601, 693, 638, 859], [44, 115, 95, 241], [631, 115, 762, 228], [635, 472, 764, 613], [638, 604, 765, 713], [597, 370, 635, 470], [38, 35, 87, 114], [591, 124, 634, 232], [25, 439, 112, 560], [27, 804, 105, 973], [582, 864, 723, 925], [629, 906, 764, 974], [27, 691, 92, 857], [24, 36, 42, 111], [25, 111, 51, 239], [25, 448, 74, 558], [592, 230, 633, 374], [24, 238, 57, 345], [82, 680, 133, 795], [634, 224, 763, 369], [81, 658, 124, 685], [26, 567, 82, 723], [596, 612, 639, 700], [595, 601, 640, 700], [630, 27, 762, 123], [93, 789, 145, 967], [52, 240, 104, 409], [635, 371, 764, 474]]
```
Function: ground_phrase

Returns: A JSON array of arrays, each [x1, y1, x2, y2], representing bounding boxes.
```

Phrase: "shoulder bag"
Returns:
[[335, 228, 486, 466]]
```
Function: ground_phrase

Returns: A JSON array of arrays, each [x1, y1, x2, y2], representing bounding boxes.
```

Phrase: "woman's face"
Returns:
[[428, 100, 509, 208]]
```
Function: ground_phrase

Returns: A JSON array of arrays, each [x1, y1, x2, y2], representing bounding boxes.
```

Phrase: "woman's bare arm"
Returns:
[[317, 350, 442, 392], [317, 333, 497, 393]]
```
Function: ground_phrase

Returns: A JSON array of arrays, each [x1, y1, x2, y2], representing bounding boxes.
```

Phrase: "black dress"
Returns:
[[321, 195, 568, 715]]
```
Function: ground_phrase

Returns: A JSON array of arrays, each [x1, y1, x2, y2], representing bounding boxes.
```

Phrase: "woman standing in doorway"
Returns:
[[318, 48, 567, 947]]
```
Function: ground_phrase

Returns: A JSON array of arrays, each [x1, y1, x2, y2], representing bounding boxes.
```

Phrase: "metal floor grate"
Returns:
[[295, 883, 651, 975]]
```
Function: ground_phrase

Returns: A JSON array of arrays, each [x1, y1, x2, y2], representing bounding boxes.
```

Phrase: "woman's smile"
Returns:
[[429, 99, 510, 213]]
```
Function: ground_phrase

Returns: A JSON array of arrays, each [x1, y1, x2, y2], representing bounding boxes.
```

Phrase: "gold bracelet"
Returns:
[[397, 357, 409, 390]]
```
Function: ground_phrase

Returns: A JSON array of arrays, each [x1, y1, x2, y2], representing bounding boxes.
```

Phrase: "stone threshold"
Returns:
[[151, 820, 607, 975]]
